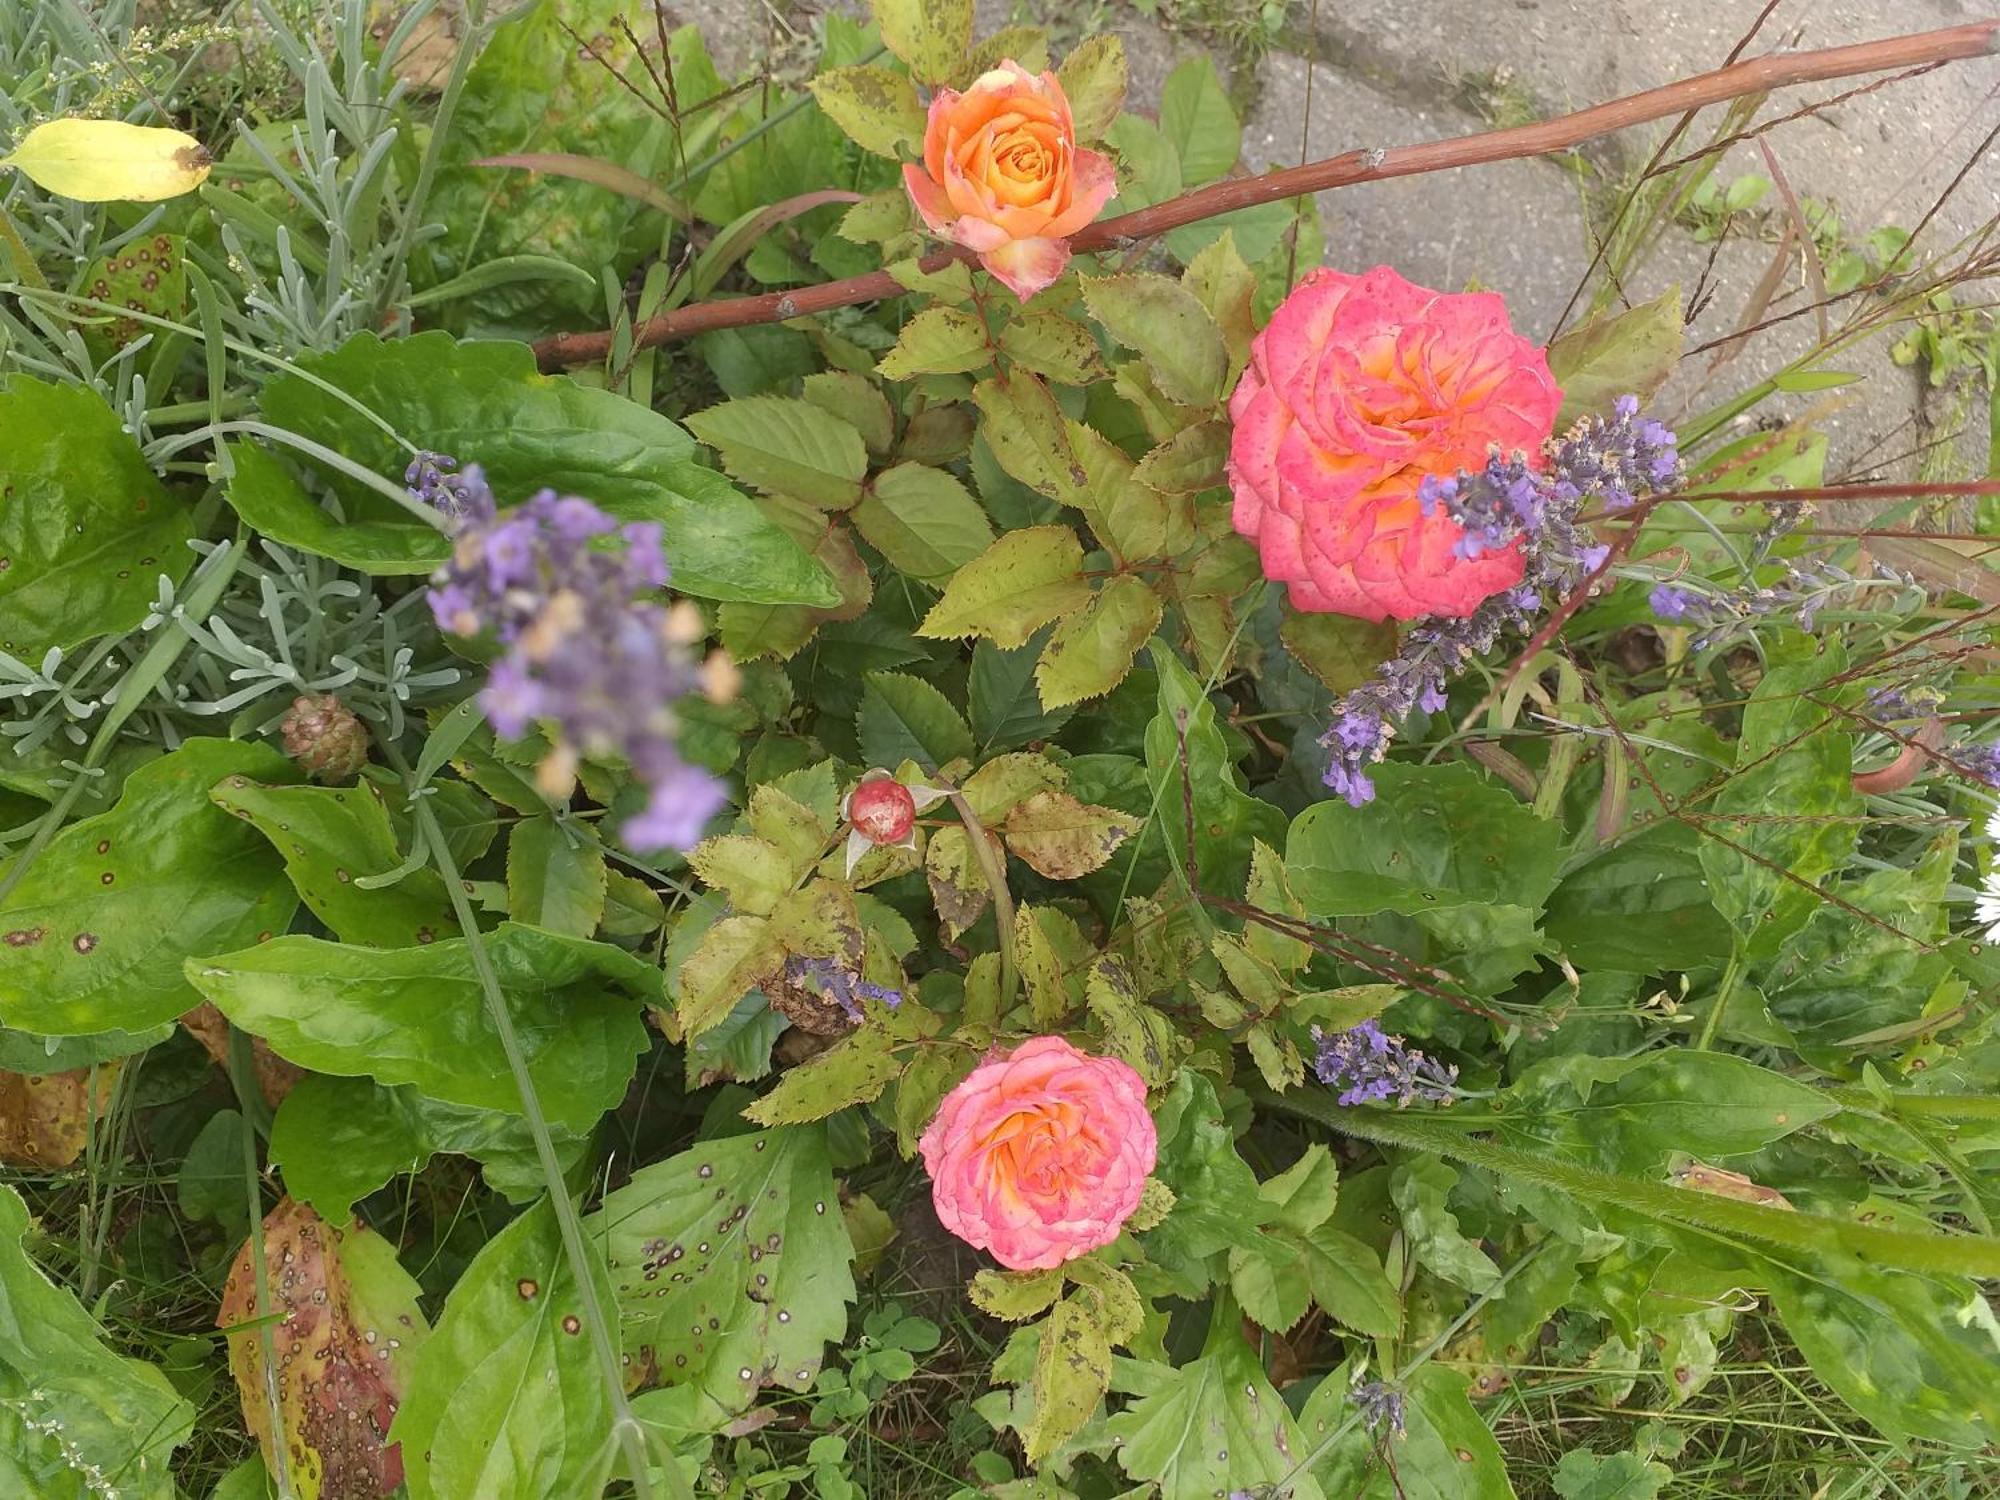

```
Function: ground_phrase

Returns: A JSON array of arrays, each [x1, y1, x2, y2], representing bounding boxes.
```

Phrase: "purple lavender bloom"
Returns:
[[1353, 1380, 1408, 1437], [422, 469, 724, 853], [1650, 584, 1696, 620], [783, 954, 903, 1024], [1953, 741, 2000, 789], [406, 452, 496, 526], [1312, 1020, 1458, 1108], [1317, 399, 1684, 803]]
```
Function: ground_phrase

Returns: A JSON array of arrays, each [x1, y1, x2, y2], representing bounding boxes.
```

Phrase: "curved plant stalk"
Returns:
[[531, 18, 2000, 369], [389, 736, 684, 1500], [1256, 1086, 2000, 1279], [939, 781, 1017, 1013]]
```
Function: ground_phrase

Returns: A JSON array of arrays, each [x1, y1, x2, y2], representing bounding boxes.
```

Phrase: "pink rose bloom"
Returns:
[[1228, 265, 1563, 621], [902, 60, 1117, 302], [918, 1036, 1156, 1271]]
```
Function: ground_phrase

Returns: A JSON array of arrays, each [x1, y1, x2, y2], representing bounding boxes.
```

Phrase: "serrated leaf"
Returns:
[[590, 1126, 856, 1424], [878, 305, 992, 379], [1004, 791, 1142, 879], [1391, 1156, 1501, 1292], [1083, 956, 1180, 1087], [802, 371, 895, 456], [1146, 644, 1286, 901], [742, 1026, 902, 1125], [851, 462, 996, 582], [1069, 420, 1194, 561], [809, 65, 926, 157], [1279, 609, 1399, 693], [1243, 840, 1309, 974], [857, 671, 976, 771], [188, 924, 654, 1131], [872, 0, 972, 84], [393, 1199, 617, 1500], [999, 310, 1105, 385], [686, 395, 868, 509], [970, 1266, 1063, 1321], [1036, 575, 1163, 709], [1132, 421, 1229, 494], [925, 824, 992, 939], [1107, 1331, 1311, 1498], [1080, 274, 1227, 407], [0, 740, 297, 1035], [838, 189, 914, 244], [0, 376, 194, 656], [688, 835, 794, 919], [1025, 1296, 1111, 1463], [676, 914, 786, 1041], [1181, 231, 1256, 373], [1015, 904, 1079, 1028], [1301, 1224, 1401, 1337], [917, 526, 1091, 648], [1055, 35, 1127, 141], [971, 373, 1085, 503], [0, 1182, 191, 1498], [1552, 1449, 1670, 1500], [961, 752, 1067, 824], [970, 635, 1077, 751]]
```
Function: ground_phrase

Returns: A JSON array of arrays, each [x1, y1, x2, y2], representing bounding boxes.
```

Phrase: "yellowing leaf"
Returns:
[[1003, 790, 1142, 878], [3, 119, 213, 202]]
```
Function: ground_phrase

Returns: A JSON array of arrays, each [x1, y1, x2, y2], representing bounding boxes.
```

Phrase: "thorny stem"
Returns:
[[387, 738, 678, 1500], [530, 18, 2000, 369]]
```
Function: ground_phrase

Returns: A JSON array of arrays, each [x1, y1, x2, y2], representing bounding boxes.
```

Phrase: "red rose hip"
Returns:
[[847, 777, 916, 845]]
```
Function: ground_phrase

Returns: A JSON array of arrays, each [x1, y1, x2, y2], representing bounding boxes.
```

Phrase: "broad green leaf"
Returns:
[[1323, 1365, 1515, 1499], [177, 1109, 251, 1232], [1004, 792, 1142, 879], [877, 306, 992, 379], [1147, 1070, 1264, 1261], [857, 670, 976, 770], [970, 635, 1077, 750], [1300, 1224, 1402, 1337], [1079, 274, 1227, 408], [506, 815, 608, 938], [873, 0, 971, 83], [673, 913, 786, 1041], [1132, 421, 1229, 494], [850, 463, 996, 582], [0, 1182, 192, 1499], [1696, 641, 1858, 960], [1055, 34, 1127, 142], [0, 740, 297, 1035], [256, 332, 834, 604], [270, 1072, 430, 1219], [1036, 576, 1163, 708], [393, 1199, 619, 1500], [998, 311, 1106, 385], [809, 65, 926, 157], [0, 1022, 169, 1072], [0, 376, 193, 655], [222, 441, 447, 575], [1025, 1295, 1112, 1463], [1108, 1329, 1315, 1499], [1158, 56, 1240, 186], [1180, 231, 1256, 373], [1104, 113, 1182, 213], [74, 230, 189, 356], [801, 372, 895, 456], [1229, 1236, 1310, 1331], [210, 776, 457, 947], [1552, 1448, 1671, 1500], [1145, 644, 1286, 902], [1391, 1155, 1501, 1291], [970, 374, 1085, 503], [1279, 609, 1397, 693], [686, 396, 868, 510], [589, 1126, 856, 1427], [1548, 288, 1684, 426], [1545, 823, 1734, 972], [917, 526, 1091, 648], [1068, 421, 1194, 563], [187, 923, 653, 1131]]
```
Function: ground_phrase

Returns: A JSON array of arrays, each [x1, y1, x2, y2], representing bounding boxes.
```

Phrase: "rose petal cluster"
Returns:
[[1227, 265, 1563, 621], [903, 60, 1116, 302], [918, 1036, 1156, 1271]]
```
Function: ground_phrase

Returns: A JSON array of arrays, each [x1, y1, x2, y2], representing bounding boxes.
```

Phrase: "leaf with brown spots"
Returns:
[[0, 1060, 118, 1168], [1002, 790, 1142, 879], [219, 1198, 429, 1500], [587, 1125, 855, 1430]]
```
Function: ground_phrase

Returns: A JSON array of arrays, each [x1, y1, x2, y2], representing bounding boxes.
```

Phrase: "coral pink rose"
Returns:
[[1228, 265, 1562, 621], [903, 60, 1117, 302], [918, 1036, 1156, 1271]]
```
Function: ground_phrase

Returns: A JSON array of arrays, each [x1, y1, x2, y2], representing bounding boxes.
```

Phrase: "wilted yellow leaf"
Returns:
[[1, 118, 212, 203]]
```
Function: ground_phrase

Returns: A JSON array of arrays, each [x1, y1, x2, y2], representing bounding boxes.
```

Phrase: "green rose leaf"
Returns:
[[1055, 34, 1127, 142], [857, 670, 976, 771], [0, 739, 298, 1035], [186, 923, 653, 1131], [850, 463, 996, 582], [392, 1198, 619, 1500], [997, 311, 1106, 386], [685, 396, 869, 511], [809, 65, 926, 158], [1035, 575, 1163, 709], [1024, 1294, 1113, 1463], [917, 526, 1092, 648], [1158, 55, 1240, 187], [1548, 288, 1684, 426], [1146, 643, 1286, 902], [970, 634, 1077, 751], [588, 1125, 856, 1427], [254, 331, 835, 604], [873, 0, 972, 84], [0, 375, 193, 656], [0, 1183, 192, 1499], [878, 306, 993, 379], [1080, 273, 1228, 408]]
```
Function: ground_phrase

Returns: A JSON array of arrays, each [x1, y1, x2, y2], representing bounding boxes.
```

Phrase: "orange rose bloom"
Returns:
[[903, 60, 1117, 302]]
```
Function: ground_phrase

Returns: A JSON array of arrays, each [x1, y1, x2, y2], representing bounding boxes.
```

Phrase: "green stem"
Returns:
[[1694, 943, 1743, 1051], [0, 200, 49, 292], [942, 787, 1016, 1015], [392, 744, 680, 1500]]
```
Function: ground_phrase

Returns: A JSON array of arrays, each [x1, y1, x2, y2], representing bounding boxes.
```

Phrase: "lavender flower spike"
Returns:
[[1311, 1020, 1458, 1108]]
